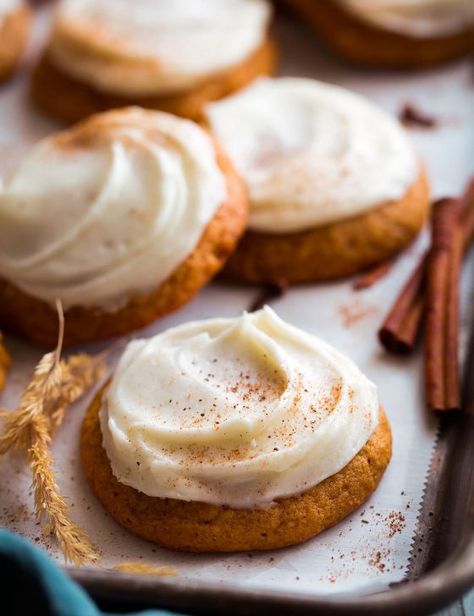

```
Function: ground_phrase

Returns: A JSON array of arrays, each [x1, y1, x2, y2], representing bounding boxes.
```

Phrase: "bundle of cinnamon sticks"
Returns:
[[378, 178, 474, 413]]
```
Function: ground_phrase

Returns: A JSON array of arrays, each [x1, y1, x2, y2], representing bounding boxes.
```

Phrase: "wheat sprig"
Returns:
[[0, 301, 105, 564], [46, 354, 105, 434], [28, 412, 98, 564], [0, 350, 61, 456], [113, 562, 177, 577]]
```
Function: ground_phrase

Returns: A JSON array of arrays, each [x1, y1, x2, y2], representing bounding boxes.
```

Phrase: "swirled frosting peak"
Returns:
[[0, 107, 227, 309], [0, 0, 19, 20], [100, 307, 380, 508], [50, 0, 272, 96], [205, 78, 418, 233]]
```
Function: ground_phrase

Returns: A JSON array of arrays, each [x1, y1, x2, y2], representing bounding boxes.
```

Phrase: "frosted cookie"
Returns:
[[0, 0, 31, 83], [81, 307, 392, 553], [284, 0, 474, 68], [204, 78, 430, 283], [31, 0, 276, 123], [0, 107, 247, 347]]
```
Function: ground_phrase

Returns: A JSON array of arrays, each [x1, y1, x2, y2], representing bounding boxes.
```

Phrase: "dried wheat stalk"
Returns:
[[113, 562, 177, 577], [0, 302, 105, 564]]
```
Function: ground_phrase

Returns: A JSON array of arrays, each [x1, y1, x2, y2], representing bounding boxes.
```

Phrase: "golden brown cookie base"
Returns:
[[30, 36, 277, 124], [223, 170, 430, 284], [80, 388, 391, 553], [284, 0, 474, 69], [0, 6, 31, 82], [0, 143, 248, 347], [0, 334, 10, 391]]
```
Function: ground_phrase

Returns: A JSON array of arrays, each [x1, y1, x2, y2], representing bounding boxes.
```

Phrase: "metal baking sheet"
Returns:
[[1, 6, 474, 615]]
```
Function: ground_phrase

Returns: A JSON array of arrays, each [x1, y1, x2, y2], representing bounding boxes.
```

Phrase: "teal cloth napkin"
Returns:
[[0, 530, 184, 616]]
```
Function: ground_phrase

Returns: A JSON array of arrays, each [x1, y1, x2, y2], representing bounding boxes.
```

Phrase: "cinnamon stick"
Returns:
[[461, 178, 474, 252], [354, 260, 394, 291], [378, 177, 474, 354], [378, 265, 425, 353], [399, 103, 439, 129], [248, 279, 289, 313], [445, 222, 463, 410], [424, 198, 462, 412]]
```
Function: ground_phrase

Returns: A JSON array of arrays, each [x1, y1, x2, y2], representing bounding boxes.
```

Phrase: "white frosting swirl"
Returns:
[[0, 0, 19, 21], [0, 108, 226, 310], [205, 78, 418, 234], [339, 0, 474, 37], [100, 307, 379, 508], [50, 0, 272, 96]]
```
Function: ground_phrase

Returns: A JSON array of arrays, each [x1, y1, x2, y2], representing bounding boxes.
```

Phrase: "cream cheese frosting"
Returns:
[[49, 0, 272, 97], [0, 107, 227, 310], [0, 0, 19, 21], [339, 0, 474, 38], [100, 307, 380, 508], [205, 78, 418, 234]]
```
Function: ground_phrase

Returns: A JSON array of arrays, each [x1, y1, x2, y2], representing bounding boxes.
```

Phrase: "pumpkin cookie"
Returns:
[[81, 308, 392, 552], [31, 0, 276, 123], [0, 108, 248, 347], [0, 333, 10, 391], [0, 0, 31, 83], [284, 0, 474, 69], [204, 78, 430, 283]]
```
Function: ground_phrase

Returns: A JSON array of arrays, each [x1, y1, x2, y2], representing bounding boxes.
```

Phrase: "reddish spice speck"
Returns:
[[385, 511, 406, 538], [338, 300, 377, 327]]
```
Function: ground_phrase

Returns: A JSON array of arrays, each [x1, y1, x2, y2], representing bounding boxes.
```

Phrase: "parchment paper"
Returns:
[[0, 8, 473, 598]]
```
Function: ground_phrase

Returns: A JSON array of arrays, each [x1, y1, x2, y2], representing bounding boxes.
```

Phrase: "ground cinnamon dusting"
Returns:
[[339, 299, 377, 327], [385, 511, 406, 538], [318, 502, 411, 584], [369, 549, 391, 572]]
